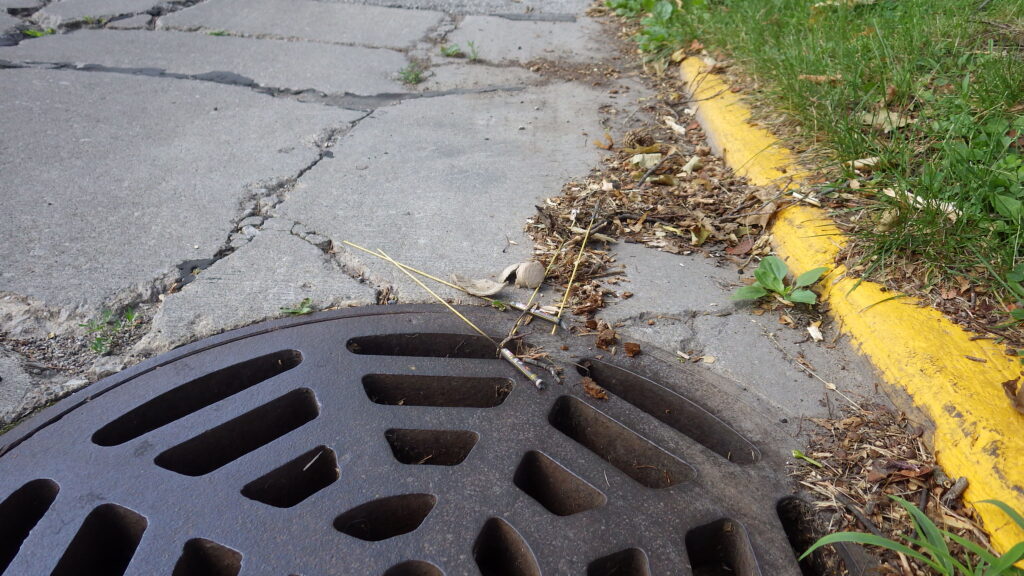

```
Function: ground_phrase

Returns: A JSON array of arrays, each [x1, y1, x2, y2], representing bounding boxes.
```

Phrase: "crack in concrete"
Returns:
[[0, 58, 530, 110]]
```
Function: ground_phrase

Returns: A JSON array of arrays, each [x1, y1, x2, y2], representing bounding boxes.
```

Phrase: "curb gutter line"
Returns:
[[680, 58, 1024, 552]]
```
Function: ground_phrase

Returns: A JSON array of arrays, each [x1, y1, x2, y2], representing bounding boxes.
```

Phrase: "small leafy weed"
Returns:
[[466, 41, 479, 61], [80, 308, 139, 356], [732, 256, 828, 305], [23, 28, 56, 38], [399, 62, 426, 85], [440, 43, 464, 58], [280, 298, 314, 316]]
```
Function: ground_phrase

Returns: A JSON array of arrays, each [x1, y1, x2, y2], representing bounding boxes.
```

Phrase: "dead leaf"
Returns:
[[663, 116, 687, 136], [623, 342, 641, 357], [620, 291, 633, 299], [595, 328, 617, 350], [582, 377, 608, 400], [860, 109, 915, 133], [1002, 377, 1024, 415], [514, 261, 545, 289], [726, 236, 755, 256], [798, 74, 842, 85], [593, 133, 614, 150], [689, 39, 704, 52], [807, 323, 824, 342], [630, 153, 663, 170], [845, 157, 880, 172], [451, 274, 506, 297]]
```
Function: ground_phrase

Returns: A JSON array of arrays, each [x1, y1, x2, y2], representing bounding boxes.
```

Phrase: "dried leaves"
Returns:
[[1002, 377, 1024, 415], [582, 376, 609, 400]]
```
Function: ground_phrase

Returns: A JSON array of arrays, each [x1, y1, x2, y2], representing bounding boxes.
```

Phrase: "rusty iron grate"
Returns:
[[0, 305, 810, 575]]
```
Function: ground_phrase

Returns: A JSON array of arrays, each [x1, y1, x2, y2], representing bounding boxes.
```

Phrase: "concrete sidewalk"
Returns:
[[0, 0, 886, 434]]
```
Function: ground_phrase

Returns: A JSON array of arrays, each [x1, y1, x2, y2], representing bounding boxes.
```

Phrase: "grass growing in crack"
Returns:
[[466, 40, 479, 61], [207, 29, 229, 36], [732, 255, 829, 305], [440, 43, 464, 57], [608, 0, 1024, 326], [22, 28, 55, 37], [280, 298, 314, 316], [802, 496, 1024, 575], [399, 62, 427, 85], [80, 308, 138, 355]]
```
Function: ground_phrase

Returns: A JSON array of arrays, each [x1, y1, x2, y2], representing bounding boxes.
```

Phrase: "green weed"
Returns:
[[466, 40, 479, 61], [732, 256, 828, 305], [440, 43, 464, 57], [23, 28, 55, 37], [399, 62, 426, 85], [280, 298, 314, 316], [207, 29, 229, 36], [80, 308, 138, 356], [801, 496, 1024, 575], [608, 0, 1024, 317]]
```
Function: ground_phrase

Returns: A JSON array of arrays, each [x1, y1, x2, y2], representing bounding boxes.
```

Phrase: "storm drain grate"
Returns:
[[0, 305, 809, 575]]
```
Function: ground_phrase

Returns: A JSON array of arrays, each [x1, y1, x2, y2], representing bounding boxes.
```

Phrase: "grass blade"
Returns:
[[799, 532, 942, 572], [980, 500, 1024, 531]]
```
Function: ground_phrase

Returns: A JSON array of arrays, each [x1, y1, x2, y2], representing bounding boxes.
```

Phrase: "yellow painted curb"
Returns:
[[680, 58, 1024, 552]]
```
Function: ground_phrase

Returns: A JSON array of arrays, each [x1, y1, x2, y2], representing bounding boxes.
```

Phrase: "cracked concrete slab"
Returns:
[[446, 15, 608, 64], [134, 229, 375, 355], [339, 0, 591, 17], [32, 0, 163, 27], [276, 83, 609, 303], [106, 13, 150, 28], [0, 67, 363, 320], [600, 244, 881, 422], [0, 29, 410, 94], [158, 0, 443, 49]]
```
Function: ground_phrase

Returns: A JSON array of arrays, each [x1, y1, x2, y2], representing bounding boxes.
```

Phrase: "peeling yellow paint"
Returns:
[[680, 58, 1024, 552]]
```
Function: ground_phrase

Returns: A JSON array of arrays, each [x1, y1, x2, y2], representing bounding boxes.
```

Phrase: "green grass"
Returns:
[[399, 61, 427, 85], [22, 28, 55, 37], [609, 0, 1024, 324], [440, 43, 465, 57]]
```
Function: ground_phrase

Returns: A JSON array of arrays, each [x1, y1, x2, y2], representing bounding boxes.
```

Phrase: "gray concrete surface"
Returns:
[[0, 29, 409, 94], [0, 0, 889, 434], [157, 0, 444, 48], [446, 15, 606, 64]]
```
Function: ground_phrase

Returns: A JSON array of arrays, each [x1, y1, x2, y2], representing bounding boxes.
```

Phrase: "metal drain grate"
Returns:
[[0, 305, 809, 575]]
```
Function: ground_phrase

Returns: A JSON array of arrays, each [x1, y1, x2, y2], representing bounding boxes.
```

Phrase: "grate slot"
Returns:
[[364, 374, 513, 408], [171, 538, 242, 576], [51, 503, 147, 576], [333, 494, 436, 542], [154, 388, 319, 477], [513, 451, 606, 516], [776, 498, 830, 576], [548, 396, 694, 489], [385, 429, 478, 466], [473, 518, 541, 576], [241, 446, 339, 508], [0, 479, 60, 573], [382, 560, 443, 576], [685, 518, 760, 576], [347, 333, 503, 358], [93, 350, 302, 447], [578, 360, 760, 464], [587, 548, 651, 576]]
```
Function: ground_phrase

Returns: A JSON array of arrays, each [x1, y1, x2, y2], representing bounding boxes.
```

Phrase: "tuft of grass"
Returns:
[[609, 0, 1024, 326], [280, 297, 314, 316], [440, 43, 464, 57], [466, 40, 479, 61], [801, 496, 1024, 575], [207, 29, 229, 36], [399, 61, 427, 85]]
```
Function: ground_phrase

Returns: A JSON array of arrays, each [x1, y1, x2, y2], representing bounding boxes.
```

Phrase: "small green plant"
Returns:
[[466, 41, 479, 61], [732, 256, 828, 305], [398, 62, 426, 85], [801, 497, 1024, 575], [1005, 264, 1024, 324], [207, 29, 229, 36], [280, 298, 314, 316], [23, 28, 56, 38], [440, 43, 464, 57], [80, 308, 138, 355]]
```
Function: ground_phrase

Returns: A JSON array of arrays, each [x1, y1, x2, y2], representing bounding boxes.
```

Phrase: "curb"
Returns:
[[679, 58, 1024, 552]]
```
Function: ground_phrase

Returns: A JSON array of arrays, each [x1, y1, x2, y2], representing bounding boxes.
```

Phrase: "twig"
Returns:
[[343, 240, 465, 294], [835, 492, 886, 538], [553, 201, 601, 334], [376, 249, 497, 345]]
